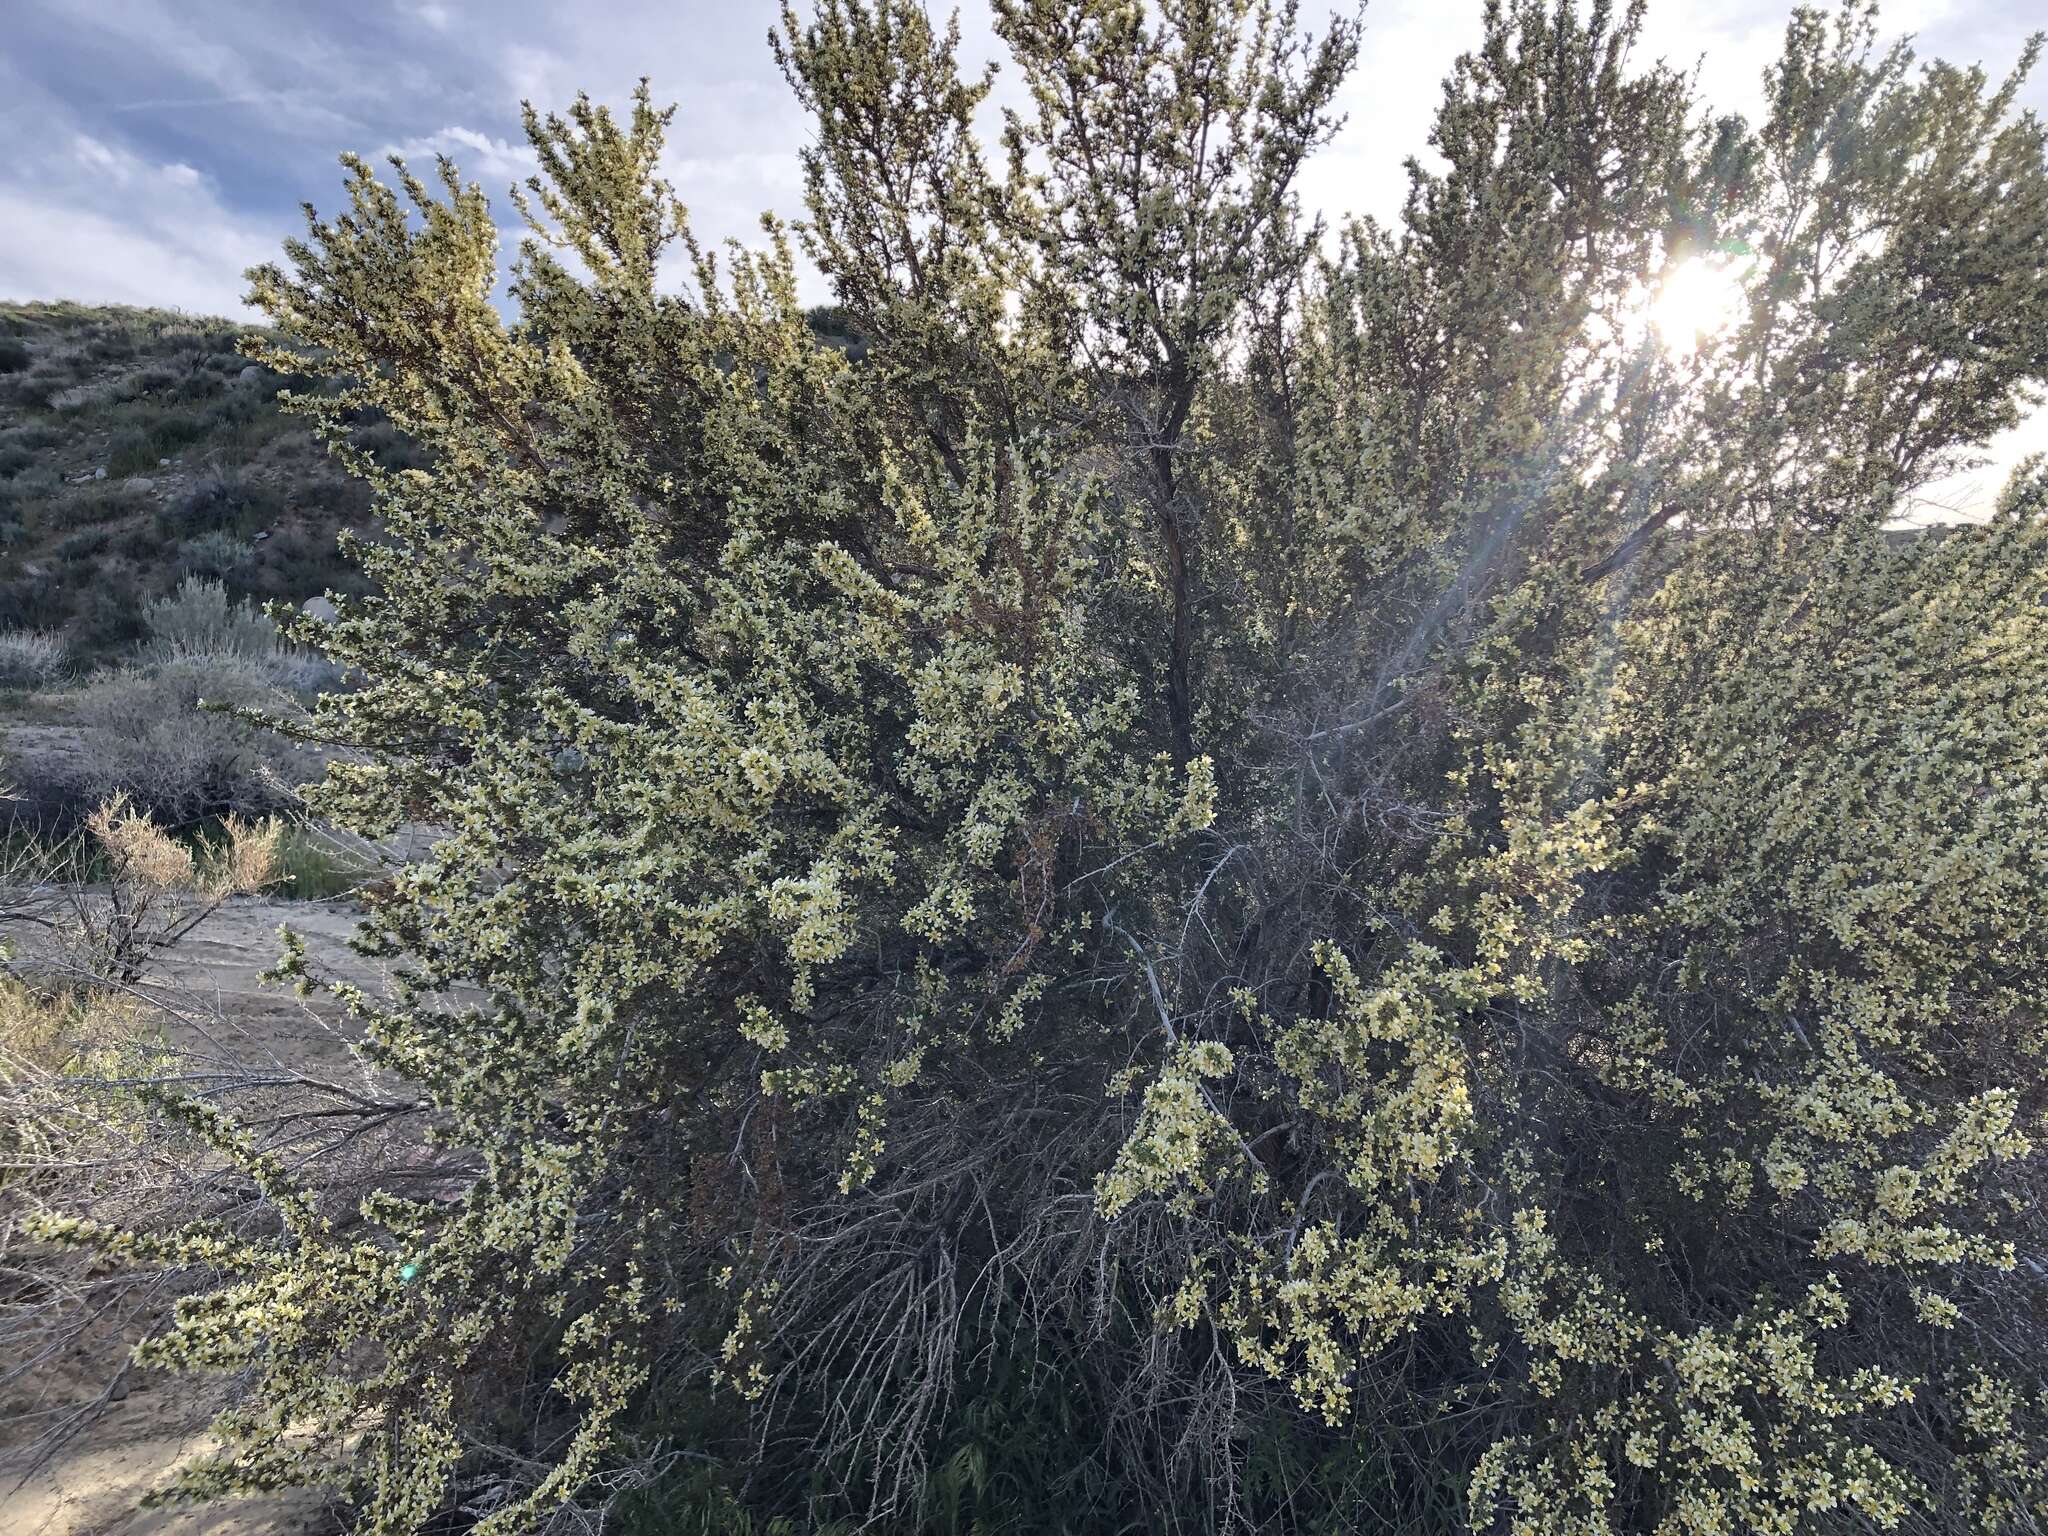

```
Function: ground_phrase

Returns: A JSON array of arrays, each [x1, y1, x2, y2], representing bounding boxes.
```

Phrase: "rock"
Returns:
[[301, 595, 338, 623], [158, 456, 171, 466], [238, 364, 263, 383], [122, 476, 155, 494], [252, 529, 271, 541], [93, 465, 106, 480]]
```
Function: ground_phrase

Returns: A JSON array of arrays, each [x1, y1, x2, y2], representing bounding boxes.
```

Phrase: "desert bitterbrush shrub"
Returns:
[[28, 1, 2048, 1533]]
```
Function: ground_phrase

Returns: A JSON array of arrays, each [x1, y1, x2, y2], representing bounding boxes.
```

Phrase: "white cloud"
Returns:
[[380, 126, 540, 186], [0, 185, 276, 319], [502, 44, 569, 113], [71, 136, 124, 177], [0, 121, 279, 318]]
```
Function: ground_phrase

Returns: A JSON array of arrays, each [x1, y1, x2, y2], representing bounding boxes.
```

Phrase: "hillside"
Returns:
[[0, 301, 392, 666], [0, 302, 408, 833]]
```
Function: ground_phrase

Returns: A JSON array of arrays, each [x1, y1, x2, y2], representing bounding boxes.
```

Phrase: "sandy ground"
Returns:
[[0, 725, 92, 794], [139, 895, 393, 1076], [4, 1413, 337, 1536], [3, 895, 393, 1536]]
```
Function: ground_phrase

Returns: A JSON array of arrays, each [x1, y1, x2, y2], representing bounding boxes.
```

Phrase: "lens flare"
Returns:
[[1649, 256, 1751, 357]]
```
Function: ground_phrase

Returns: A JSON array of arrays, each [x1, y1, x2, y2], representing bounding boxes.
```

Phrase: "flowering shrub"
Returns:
[[23, 2, 2048, 1532]]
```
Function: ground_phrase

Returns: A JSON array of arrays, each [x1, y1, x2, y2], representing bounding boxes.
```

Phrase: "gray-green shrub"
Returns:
[[0, 630, 65, 689], [141, 576, 280, 661], [56, 653, 317, 824]]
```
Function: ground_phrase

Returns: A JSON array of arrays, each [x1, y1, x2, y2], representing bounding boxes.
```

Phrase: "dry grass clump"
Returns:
[[70, 795, 282, 981], [0, 975, 151, 1176]]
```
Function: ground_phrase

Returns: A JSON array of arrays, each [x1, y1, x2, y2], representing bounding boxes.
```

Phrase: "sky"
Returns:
[[2, 0, 2043, 515]]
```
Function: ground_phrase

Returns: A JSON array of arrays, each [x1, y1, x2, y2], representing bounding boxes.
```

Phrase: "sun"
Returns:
[[1648, 254, 1752, 357]]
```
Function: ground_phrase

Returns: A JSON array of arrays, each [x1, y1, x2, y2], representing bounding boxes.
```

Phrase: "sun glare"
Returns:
[[1649, 255, 1752, 357]]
